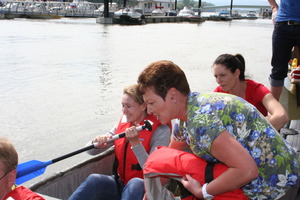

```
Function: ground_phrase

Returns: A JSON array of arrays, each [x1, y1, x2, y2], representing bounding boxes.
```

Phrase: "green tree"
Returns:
[[177, 1, 214, 10]]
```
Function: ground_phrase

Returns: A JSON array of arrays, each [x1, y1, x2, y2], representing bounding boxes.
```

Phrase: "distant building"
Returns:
[[136, 0, 175, 15]]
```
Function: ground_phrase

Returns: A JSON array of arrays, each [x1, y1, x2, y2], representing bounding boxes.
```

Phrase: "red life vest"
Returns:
[[114, 114, 160, 185], [3, 186, 45, 200], [144, 146, 248, 200]]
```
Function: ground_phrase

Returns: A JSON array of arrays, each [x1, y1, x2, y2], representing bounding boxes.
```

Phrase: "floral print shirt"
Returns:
[[173, 92, 300, 200]]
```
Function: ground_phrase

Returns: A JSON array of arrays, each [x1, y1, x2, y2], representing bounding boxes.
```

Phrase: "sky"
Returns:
[[204, 0, 270, 6]]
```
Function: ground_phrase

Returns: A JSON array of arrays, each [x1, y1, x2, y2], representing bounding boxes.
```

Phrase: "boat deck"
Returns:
[[279, 81, 300, 159], [28, 83, 300, 199], [285, 120, 300, 159], [286, 120, 300, 199]]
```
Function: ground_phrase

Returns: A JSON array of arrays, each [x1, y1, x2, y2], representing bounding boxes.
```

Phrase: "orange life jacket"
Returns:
[[3, 186, 45, 200], [144, 146, 248, 200], [114, 114, 160, 185]]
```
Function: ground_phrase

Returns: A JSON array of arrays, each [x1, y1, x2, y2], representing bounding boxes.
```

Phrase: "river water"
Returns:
[[0, 17, 273, 187]]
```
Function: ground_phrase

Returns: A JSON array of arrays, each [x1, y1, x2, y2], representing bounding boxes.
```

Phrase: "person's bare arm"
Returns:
[[268, 0, 278, 10], [169, 136, 189, 151], [181, 130, 258, 198], [268, 0, 278, 23], [263, 93, 289, 130]]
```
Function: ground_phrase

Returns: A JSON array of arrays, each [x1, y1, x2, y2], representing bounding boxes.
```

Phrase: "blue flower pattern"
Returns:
[[173, 92, 300, 199]]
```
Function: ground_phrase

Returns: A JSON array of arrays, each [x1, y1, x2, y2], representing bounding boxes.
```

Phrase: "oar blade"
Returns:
[[16, 160, 52, 185]]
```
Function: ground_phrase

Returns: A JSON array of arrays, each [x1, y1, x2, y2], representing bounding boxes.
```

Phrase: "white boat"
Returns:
[[114, 7, 142, 18], [0, 0, 102, 18], [151, 8, 165, 16], [178, 6, 195, 17], [113, 7, 145, 25], [151, 4, 165, 16], [64, 0, 100, 17], [0, 1, 27, 17], [218, 11, 232, 21], [94, 2, 118, 16], [0, 2, 26, 13], [178, 6, 205, 23], [245, 11, 258, 20], [25, 2, 62, 19]]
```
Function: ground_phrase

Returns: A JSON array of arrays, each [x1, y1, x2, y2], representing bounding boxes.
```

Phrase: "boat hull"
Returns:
[[29, 147, 115, 200], [25, 13, 62, 19], [117, 14, 145, 25]]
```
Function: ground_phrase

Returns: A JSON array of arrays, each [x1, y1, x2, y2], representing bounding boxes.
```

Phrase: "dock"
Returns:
[[96, 16, 206, 24], [145, 16, 206, 23], [285, 120, 300, 157], [280, 81, 300, 161]]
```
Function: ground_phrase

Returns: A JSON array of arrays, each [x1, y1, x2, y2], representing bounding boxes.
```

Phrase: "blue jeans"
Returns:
[[68, 174, 144, 200], [269, 22, 300, 87]]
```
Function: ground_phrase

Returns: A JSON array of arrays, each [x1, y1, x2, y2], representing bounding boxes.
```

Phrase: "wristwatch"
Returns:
[[202, 183, 214, 200]]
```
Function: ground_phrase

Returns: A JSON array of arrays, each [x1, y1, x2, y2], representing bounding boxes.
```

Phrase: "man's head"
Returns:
[[0, 138, 18, 199]]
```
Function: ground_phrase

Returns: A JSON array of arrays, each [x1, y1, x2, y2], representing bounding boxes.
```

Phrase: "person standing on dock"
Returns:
[[0, 137, 45, 200], [212, 53, 288, 131], [267, 0, 300, 101], [68, 84, 170, 200]]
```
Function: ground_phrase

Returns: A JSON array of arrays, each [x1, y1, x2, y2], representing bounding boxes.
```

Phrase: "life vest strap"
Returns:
[[131, 163, 142, 170], [205, 161, 215, 183], [177, 181, 193, 199]]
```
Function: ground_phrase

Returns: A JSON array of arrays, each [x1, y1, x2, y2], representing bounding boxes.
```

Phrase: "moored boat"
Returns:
[[178, 6, 205, 23], [0, 11, 14, 19], [94, 2, 118, 16], [244, 11, 258, 20], [0, 0, 102, 18], [218, 11, 232, 21], [178, 6, 194, 17], [118, 14, 145, 25], [151, 8, 165, 16], [113, 8, 145, 25], [25, 13, 62, 19]]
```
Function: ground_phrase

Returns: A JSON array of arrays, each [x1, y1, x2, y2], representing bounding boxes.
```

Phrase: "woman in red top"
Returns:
[[212, 53, 288, 130]]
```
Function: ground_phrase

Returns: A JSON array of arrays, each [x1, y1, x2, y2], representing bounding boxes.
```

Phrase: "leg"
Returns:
[[270, 85, 283, 101], [121, 178, 144, 200], [68, 174, 119, 200], [269, 23, 294, 100]]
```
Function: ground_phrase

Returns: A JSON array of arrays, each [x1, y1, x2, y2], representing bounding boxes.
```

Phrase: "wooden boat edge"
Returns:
[[29, 147, 115, 200]]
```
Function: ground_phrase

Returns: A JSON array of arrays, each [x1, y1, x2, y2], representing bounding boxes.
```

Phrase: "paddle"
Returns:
[[16, 120, 153, 185]]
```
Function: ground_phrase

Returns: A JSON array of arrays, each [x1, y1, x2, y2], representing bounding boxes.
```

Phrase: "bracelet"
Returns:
[[202, 183, 214, 200]]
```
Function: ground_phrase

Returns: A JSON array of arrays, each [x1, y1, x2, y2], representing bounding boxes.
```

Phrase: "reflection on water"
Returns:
[[98, 61, 112, 92], [0, 17, 273, 187]]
